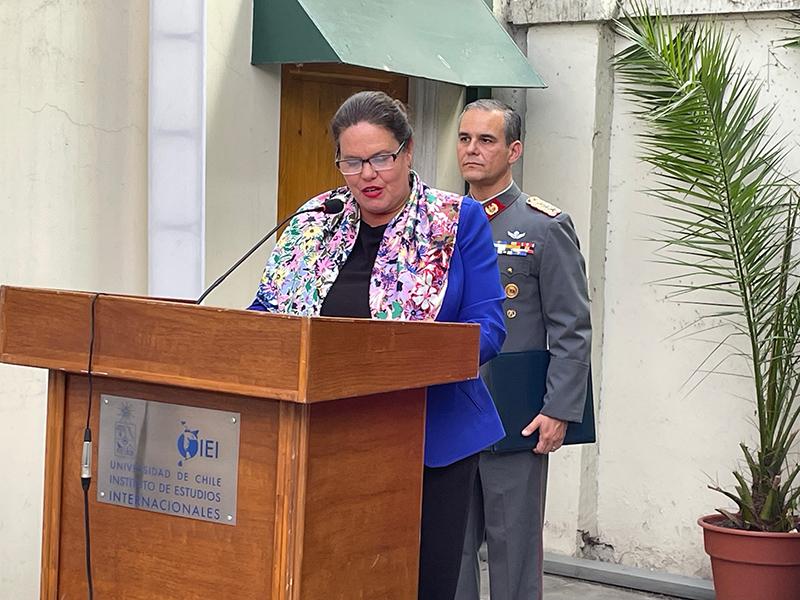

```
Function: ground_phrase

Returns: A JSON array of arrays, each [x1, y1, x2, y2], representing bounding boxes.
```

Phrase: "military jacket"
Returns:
[[478, 182, 591, 423]]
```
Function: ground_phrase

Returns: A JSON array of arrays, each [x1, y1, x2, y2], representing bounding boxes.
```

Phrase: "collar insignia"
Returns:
[[482, 198, 507, 220]]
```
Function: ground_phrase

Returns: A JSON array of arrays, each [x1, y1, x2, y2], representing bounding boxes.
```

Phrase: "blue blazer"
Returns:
[[250, 197, 506, 467], [425, 197, 506, 466]]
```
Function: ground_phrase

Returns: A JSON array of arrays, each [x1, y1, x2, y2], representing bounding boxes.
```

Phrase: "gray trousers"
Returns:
[[454, 451, 548, 600]]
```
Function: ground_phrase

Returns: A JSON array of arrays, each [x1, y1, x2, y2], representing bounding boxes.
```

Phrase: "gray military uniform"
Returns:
[[455, 182, 591, 600]]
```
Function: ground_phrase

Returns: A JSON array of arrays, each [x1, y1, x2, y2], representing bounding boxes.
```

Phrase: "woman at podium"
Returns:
[[249, 90, 506, 600]]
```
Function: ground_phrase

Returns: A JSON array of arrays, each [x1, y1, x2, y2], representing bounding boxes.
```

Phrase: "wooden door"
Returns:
[[277, 64, 409, 222]]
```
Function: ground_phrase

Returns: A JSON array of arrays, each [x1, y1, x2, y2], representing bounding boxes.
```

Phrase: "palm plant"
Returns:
[[612, 2, 800, 532], [779, 12, 800, 48]]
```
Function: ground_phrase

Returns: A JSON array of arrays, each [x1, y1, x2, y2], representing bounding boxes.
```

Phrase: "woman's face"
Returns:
[[338, 122, 413, 226]]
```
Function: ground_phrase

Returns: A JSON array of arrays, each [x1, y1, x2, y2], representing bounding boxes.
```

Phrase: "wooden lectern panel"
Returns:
[[0, 287, 94, 373], [300, 391, 425, 598], [303, 318, 479, 402], [44, 377, 426, 599], [0, 285, 476, 599], [0, 287, 304, 400], [0, 286, 480, 403], [51, 377, 280, 599]]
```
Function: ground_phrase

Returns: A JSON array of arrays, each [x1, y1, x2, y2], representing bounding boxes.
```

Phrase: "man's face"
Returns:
[[457, 109, 521, 189]]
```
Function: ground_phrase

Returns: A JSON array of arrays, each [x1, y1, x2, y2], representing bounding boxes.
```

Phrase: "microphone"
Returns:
[[80, 428, 93, 485], [321, 197, 344, 214], [196, 197, 345, 304]]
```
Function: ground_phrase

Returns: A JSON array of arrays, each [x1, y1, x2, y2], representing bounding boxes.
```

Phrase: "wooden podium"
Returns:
[[0, 286, 480, 599]]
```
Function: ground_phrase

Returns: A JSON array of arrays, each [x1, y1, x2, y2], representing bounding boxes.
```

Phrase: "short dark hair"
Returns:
[[330, 91, 413, 150], [460, 99, 521, 145]]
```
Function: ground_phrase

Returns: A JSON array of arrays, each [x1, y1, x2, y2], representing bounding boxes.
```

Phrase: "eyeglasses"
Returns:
[[335, 140, 407, 175]]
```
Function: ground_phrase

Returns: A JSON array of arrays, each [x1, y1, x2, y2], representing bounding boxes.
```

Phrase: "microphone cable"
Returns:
[[195, 198, 344, 305], [81, 293, 100, 600]]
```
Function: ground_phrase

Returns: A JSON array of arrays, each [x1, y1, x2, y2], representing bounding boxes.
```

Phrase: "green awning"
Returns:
[[252, 0, 546, 88]]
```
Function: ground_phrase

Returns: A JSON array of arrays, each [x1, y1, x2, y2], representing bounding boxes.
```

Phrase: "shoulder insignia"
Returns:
[[526, 195, 561, 217]]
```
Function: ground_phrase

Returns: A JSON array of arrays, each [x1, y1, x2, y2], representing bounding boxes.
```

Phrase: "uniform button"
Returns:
[[506, 309, 517, 319], [506, 267, 513, 274], [505, 283, 519, 299]]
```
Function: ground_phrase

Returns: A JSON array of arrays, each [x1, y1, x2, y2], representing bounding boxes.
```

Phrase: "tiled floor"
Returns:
[[477, 565, 678, 599], [541, 574, 677, 599]]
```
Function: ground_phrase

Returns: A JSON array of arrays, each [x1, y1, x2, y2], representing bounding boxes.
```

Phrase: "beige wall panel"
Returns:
[[524, 21, 607, 558], [0, 1, 149, 596], [205, 1, 281, 310], [435, 84, 467, 195]]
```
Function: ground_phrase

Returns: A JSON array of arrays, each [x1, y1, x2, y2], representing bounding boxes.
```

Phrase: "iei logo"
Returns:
[[177, 421, 220, 467]]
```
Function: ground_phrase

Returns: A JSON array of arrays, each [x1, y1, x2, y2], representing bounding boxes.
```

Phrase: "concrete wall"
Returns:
[[519, 7, 800, 578], [522, 20, 616, 557], [0, 1, 150, 595], [434, 84, 468, 194], [409, 79, 466, 195], [204, 0, 281, 310]]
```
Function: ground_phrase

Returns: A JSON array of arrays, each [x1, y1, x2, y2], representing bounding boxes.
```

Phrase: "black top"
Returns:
[[320, 221, 388, 318]]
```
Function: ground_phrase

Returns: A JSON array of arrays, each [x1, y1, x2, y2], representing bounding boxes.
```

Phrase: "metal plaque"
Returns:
[[97, 394, 241, 525]]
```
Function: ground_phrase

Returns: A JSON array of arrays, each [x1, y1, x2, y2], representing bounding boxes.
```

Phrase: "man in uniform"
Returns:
[[454, 99, 592, 600]]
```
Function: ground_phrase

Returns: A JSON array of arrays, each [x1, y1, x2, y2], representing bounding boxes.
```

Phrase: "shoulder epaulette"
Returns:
[[526, 195, 561, 217]]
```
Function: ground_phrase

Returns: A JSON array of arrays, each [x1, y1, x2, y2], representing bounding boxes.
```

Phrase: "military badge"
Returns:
[[507, 230, 526, 240]]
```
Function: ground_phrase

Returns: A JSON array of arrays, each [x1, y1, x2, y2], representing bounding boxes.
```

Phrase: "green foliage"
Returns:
[[612, 2, 800, 532], [778, 12, 800, 48]]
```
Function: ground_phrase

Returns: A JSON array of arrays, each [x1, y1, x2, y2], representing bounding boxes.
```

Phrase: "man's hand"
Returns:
[[522, 414, 567, 454]]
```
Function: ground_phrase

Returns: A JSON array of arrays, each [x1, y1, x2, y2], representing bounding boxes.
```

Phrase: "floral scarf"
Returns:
[[255, 171, 461, 320]]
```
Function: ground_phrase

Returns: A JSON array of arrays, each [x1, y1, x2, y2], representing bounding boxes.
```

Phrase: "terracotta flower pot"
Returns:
[[698, 514, 800, 600]]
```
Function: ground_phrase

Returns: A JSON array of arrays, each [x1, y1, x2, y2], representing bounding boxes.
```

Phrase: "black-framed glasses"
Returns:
[[335, 140, 407, 175]]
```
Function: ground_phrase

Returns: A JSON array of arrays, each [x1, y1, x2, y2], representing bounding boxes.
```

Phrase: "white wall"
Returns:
[[409, 79, 466, 195], [522, 11, 800, 578], [435, 84, 468, 194], [0, 1, 149, 596], [204, 1, 281, 310], [524, 21, 613, 556]]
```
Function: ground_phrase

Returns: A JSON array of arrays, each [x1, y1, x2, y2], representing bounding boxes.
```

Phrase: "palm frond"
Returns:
[[613, 1, 800, 532], [777, 12, 800, 48]]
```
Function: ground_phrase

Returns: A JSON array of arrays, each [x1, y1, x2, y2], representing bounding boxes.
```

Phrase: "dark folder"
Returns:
[[484, 350, 596, 453]]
